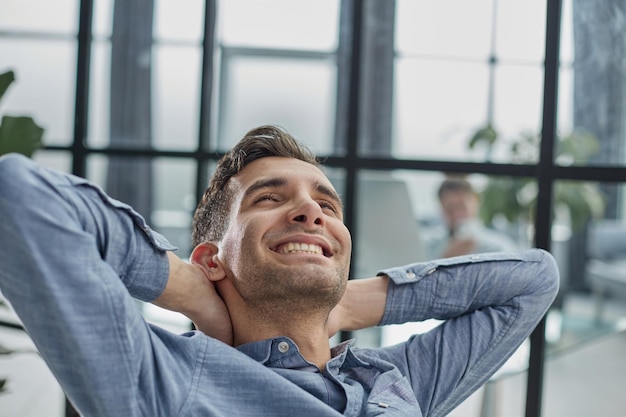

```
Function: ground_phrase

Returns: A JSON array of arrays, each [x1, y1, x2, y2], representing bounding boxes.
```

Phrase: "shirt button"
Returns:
[[278, 341, 290, 353], [406, 272, 416, 279]]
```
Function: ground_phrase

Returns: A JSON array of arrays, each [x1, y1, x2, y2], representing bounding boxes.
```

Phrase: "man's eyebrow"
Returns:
[[316, 182, 343, 209], [243, 177, 288, 200], [244, 177, 342, 207]]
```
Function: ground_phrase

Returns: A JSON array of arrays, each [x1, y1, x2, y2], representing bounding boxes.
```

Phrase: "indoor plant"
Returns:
[[0, 70, 44, 157], [468, 124, 606, 235]]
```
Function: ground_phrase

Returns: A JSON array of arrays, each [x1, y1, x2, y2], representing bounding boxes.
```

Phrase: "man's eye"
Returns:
[[256, 194, 278, 203], [319, 201, 337, 213]]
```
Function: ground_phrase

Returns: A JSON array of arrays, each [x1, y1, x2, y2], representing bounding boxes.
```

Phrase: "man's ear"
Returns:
[[190, 242, 226, 282]]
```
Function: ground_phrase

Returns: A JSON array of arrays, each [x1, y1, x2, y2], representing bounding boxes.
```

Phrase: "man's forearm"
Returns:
[[153, 252, 216, 320], [154, 252, 233, 344], [379, 249, 559, 326], [153, 252, 196, 313], [334, 275, 389, 332], [375, 250, 559, 417]]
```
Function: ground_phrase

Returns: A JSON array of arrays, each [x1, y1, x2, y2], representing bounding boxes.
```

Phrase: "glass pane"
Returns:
[[489, 63, 544, 162], [495, 0, 546, 63], [395, 0, 494, 60], [0, 40, 77, 146], [558, 0, 626, 167], [153, 45, 202, 151], [1, 0, 78, 34], [89, 38, 201, 151], [559, 0, 574, 65], [543, 180, 626, 416], [352, 170, 530, 276], [216, 56, 336, 154], [149, 158, 197, 334], [218, 0, 340, 50], [394, 171, 532, 261], [392, 1, 546, 163], [86, 154, 152, 215], [557, 0, 576, 148], [88, 41, 111, 148], [393, 60, 543, 163], [88, 2, 163, 150], [392, 59, 490, 161], [96, 0, 195, 41], [557, 66, 573, 133], [32, 150, 72, 173], [154, 0, 204, 42], [93, 0, 114, 38], [0, 325, 66, 416], [86, 155, 196, 257], [151, 158, 196, 257], [474, 174, 536, 251], [353, 170, 428, 279], [365, 170, 534, 416]]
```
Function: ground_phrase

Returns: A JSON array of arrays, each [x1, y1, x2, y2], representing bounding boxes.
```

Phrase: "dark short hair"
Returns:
[[191, 125, 319, 247], [437, 177, 476, 201]]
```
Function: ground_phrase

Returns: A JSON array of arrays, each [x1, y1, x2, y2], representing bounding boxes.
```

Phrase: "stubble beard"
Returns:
[[236, 261, 348, 318]]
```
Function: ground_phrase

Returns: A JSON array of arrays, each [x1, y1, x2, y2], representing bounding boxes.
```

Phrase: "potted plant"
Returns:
[[468, 125, 605, 236], [0, 70, 44, 157]]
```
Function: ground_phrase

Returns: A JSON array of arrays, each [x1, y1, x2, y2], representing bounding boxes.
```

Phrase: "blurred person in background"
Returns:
[[431, 176, 519, 258]]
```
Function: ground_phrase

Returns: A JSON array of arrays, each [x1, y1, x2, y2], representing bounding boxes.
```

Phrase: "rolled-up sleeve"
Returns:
[[376, 249, 559, 417], [0, 154, 189, 417]]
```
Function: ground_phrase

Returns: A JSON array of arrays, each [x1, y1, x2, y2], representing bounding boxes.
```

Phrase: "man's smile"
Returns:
[[270, 236, 333, 258], [275, 242, 325, 256]]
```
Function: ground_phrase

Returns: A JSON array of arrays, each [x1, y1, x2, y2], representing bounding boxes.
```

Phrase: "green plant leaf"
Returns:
[[0, 70, 15, 104], [468, 124, 497, 150], [556, 131, 600, 165], [0, 115, 44, 157], [554, 181, 606, 231], [468, 124, 606, 234], [480, 177, 530, 225], [510, 132, 540, 164]]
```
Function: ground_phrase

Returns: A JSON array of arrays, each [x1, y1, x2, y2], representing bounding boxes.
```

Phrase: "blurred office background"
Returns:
[[1, 0, 626, 416]]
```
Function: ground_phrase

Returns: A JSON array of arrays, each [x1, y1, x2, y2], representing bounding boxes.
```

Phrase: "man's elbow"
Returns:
[[533, 248, 561, 307]]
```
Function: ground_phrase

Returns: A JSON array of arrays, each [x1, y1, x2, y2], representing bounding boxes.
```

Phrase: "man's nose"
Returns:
[[290, 197, 324, 227]]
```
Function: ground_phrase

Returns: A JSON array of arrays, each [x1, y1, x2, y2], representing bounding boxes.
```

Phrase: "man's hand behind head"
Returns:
[[155, 252, 234, 345]]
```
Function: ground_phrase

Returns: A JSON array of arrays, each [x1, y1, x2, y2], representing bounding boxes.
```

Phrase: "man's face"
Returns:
[[440, 190, 479, 231], [216, 156, 352, 311]]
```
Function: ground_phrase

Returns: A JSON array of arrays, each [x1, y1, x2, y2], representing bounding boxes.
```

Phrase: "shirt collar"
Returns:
[[236, 337, 317, 371], [236, 337, 370, 371], [236, 337, 291, 365], [328, 339, 371, 371]]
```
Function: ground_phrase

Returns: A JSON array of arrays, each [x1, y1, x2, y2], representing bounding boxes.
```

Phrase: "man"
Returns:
[[0, 125, 558, 417], [431, 177, 519, 258]]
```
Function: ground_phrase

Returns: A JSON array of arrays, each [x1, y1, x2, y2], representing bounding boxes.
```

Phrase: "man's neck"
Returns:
[[232, 306, 333, 369]]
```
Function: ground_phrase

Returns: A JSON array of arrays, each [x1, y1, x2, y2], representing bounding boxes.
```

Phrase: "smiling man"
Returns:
[[0, 125, 559, 417]]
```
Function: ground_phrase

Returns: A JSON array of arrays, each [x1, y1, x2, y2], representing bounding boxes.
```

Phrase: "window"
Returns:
[[2, 1, 626, 416]]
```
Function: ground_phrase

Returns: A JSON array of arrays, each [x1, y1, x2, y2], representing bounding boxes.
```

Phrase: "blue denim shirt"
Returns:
[[0, 154, 559, 417]]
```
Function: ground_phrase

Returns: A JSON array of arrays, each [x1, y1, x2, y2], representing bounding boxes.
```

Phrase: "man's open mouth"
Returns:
[[273, 242, 331, 257]]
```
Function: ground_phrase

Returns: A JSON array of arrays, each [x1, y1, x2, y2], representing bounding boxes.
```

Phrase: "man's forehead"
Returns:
[[231, 157, 341, 203], [234, 157, 331, 185]]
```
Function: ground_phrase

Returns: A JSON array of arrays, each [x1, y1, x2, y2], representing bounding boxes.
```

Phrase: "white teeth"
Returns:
[[279, 242, 323, 255]]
